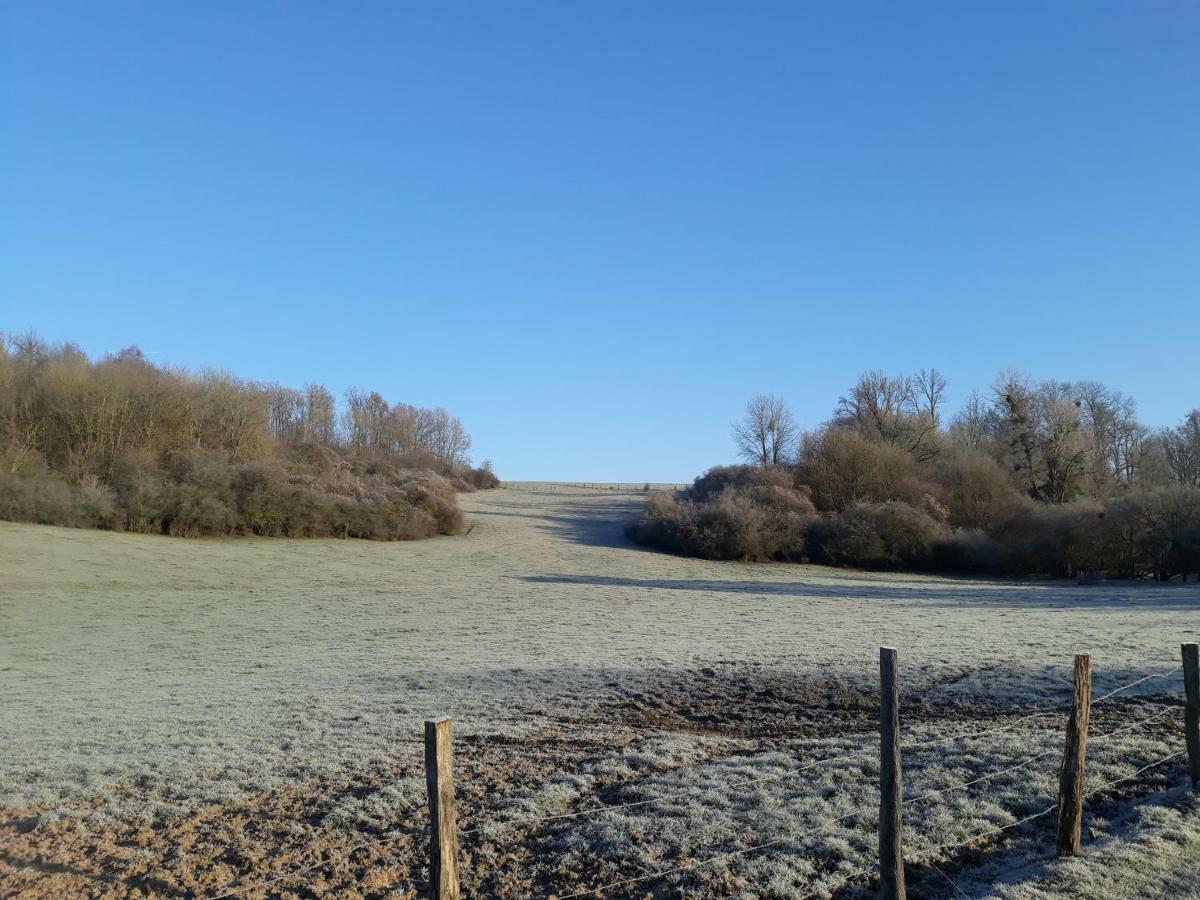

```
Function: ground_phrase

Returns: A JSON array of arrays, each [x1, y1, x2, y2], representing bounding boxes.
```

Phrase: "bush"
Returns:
[[626, 466, 816, 561], [797, 430, 936, 512], [0, 332, 491, 542], [634, 470, 1200, 579], [934, 449, 1024, 532], [0, 460, 82, 526], [807, 501, 946, 569], [466, 465, 501, 490]]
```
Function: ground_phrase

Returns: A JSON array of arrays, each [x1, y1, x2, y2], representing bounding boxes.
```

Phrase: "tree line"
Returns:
[[0, 333, 497, 540], [630, 370, 1200, 580]]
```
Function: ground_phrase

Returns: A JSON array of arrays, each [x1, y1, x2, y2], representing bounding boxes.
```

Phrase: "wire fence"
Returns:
[[211, 652, 1198, 899]]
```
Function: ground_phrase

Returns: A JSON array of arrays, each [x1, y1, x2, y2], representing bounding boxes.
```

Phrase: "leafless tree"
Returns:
[[733, 394, 798, 467], [1076, 381, 1149, 487], [302, 384, 337, 444], [425, 407, 472, 467], [1161, 410, 1200, 487], [914, 368, 948, 428], [948, 390, 991, 449], [834, 369, 945, 461], [990, 373, 1091, 503]]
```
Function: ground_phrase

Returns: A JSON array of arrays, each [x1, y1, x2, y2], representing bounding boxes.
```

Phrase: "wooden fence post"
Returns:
[[879, 646, 906, 900], [1183, 643, 1200, 789], [425, 717, 461, 900], [1055, 654, 1092, 856]]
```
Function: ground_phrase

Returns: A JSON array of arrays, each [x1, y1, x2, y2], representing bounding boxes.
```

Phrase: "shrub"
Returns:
[[626, 466, 815, 561], [934, 449, 1024, 532], [0, 332, 491, 542], [466, 465, 501, 490], [0, 459, 81, 526], [807, 501, 946, 569], [797, 430, 936, 512]]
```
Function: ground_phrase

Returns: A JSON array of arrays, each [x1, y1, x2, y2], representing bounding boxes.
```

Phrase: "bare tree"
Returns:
[[425, 407, 472, 467], [991, 374, 1091, 502], [733, 394, 798, 467], [914, 368, 948, 428], [834, 369, 945, 461], [302, 384, 337, 445], [1076, 381, 1148, 488], [948, 390, 991, 449], [1162, 410, 1200, 487]]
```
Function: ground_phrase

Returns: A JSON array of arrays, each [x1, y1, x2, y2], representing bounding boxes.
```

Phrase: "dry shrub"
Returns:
[[796, 430, 937, 512], [630, 457, 1200, 579], [465, 465, 501, 490], [0, 334, 489, 542], [807, 501, 947, 569], [626, 466, 816, 561], [934, 449, 1023, 531], [0, 452, 121, 530]]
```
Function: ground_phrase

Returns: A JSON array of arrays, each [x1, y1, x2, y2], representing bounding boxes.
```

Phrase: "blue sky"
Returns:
[[3, 2, 1197, 481]]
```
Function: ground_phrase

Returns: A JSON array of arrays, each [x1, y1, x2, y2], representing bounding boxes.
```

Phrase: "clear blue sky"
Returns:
[[3, 2, 1197, 482]]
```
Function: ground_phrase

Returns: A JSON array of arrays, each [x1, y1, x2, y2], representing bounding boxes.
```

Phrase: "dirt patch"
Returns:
[[584, 663, 953, 741]]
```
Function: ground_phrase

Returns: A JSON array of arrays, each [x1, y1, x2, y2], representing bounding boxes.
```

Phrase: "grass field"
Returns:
[[2, 483, 1199, 898]]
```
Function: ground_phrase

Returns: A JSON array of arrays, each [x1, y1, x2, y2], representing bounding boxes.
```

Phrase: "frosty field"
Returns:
[[2, 483, 1199, 898]]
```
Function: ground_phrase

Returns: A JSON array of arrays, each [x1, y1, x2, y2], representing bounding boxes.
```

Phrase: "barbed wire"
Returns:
[[552, 808, 865, 900], [903, 664, 1181, 752], [548, 715, 1187, 900], [812, 747, 1187, 900], [209, 827, 410, 899], [466, 664, 1182, 842], [208, 665, 1187, 898], [461, 746, 869, 836], [913, 747, 1185, 862], [928, 858, 972, 900], [904, 704, 1181, 809], [1092, 666, 1182, 704]]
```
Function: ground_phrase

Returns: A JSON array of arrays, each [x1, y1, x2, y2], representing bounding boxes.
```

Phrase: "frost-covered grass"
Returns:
[[2, 483, 1198, 897]]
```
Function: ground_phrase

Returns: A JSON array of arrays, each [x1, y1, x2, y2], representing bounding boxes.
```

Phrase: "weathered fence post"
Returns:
[[1055, 654, 1092, 856], [879, 646, 906, 900], [1183, 643, 1200, 789], [425, 717, 461, 900]]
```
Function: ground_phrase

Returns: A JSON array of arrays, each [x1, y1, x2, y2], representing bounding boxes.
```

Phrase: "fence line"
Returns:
[[553, 808, 866, 900], [801, 744, 1189, 900], [209, 650, 1198, 899], [915, 748, 1186, 862], [466, 666, 1184, 842], [548, 702, 1187, 900], [460, 746, 868, 837], [210, 827, 409, 899], [903, 663, 1182, 752], [1093, 666, 1183, 704], [905, 704, 1181, 810]]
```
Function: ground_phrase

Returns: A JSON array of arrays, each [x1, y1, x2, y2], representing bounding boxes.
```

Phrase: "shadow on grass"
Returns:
[[516, 573, 1200, 611], [471, 497, 647, 549]]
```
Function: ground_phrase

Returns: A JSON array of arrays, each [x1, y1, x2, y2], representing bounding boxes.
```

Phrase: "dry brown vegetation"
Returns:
[[0, 333, 497, 540], [629, 372, 1200, 579]]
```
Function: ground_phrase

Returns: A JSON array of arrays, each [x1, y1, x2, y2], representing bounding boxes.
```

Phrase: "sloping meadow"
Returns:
[[2, 485, 1198, 897]]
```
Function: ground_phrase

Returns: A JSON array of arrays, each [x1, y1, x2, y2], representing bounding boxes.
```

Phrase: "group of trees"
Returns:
[[0, 333, 498, 540], [629, 371, 1200, 580]]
